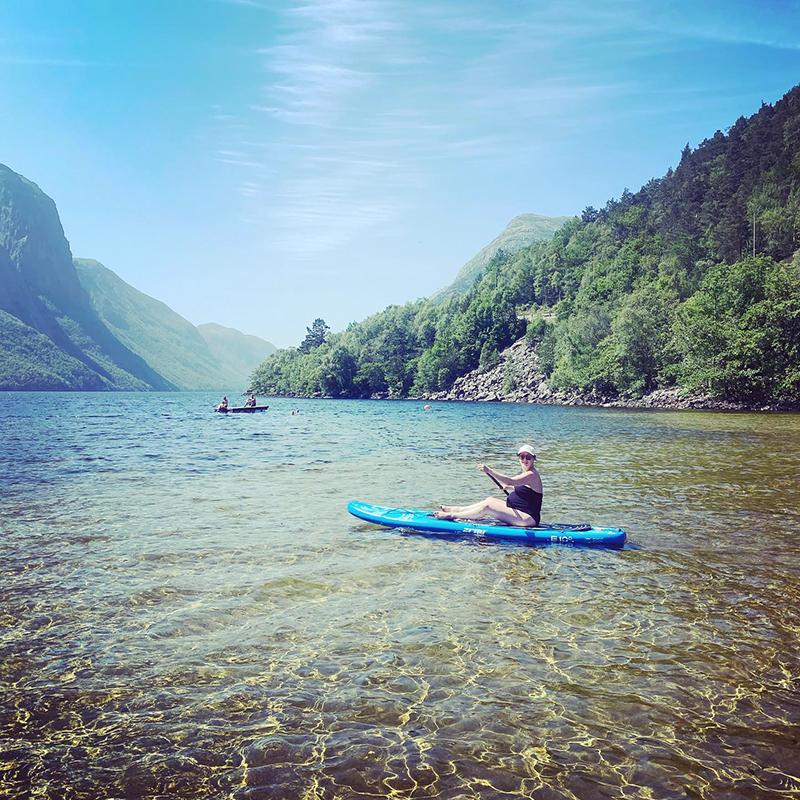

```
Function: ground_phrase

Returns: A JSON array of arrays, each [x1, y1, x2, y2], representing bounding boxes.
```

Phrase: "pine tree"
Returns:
[[299, 318, 330, 352]]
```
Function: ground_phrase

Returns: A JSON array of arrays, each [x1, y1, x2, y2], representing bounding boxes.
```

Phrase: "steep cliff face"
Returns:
[[0, 166, 86, 315], [0, 164, 175, 390], [0, 177, 73, 346]]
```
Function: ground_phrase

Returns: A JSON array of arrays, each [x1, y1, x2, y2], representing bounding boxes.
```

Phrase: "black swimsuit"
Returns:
[[506, 486, 542, 525]]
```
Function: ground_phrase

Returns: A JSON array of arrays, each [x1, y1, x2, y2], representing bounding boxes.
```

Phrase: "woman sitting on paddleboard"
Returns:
[[435, 444, 542, 527]]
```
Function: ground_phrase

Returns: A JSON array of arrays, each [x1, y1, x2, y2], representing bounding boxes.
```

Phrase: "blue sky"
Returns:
[[1, 0, 799, 347]]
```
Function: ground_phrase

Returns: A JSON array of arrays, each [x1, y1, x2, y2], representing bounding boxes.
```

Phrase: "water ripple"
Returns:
[[1, 393, 799, 798]]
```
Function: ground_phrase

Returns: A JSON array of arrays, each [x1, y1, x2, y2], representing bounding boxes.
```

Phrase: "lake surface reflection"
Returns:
[[1, 393, 798, 799]]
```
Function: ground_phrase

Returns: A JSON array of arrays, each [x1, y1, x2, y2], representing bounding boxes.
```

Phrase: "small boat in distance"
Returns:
[[215, 405, 269, 413]]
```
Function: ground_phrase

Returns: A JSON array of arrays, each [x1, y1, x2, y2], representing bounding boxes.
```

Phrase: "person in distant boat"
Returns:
[[245, 395, 256, 407], [216, 396, 228, 412], [435, 444, 542, 527]]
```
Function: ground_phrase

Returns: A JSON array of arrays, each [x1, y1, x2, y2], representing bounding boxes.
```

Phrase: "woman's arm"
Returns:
[[480, 464, 538, 488], [478, 464, 533, 486]]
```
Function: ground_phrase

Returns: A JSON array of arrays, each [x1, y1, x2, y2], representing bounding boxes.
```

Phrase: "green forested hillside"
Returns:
[[251, 84, 800, 405], [0, 310, 112, 390]]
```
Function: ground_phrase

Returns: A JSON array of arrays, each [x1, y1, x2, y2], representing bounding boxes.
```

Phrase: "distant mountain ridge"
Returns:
[[197, 323, 276, 386], [0, 163, 275, 391], [429, 213, 573, 303], [76, 259, 275, 390]]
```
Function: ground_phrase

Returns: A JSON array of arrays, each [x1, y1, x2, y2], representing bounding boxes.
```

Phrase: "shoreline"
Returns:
[[254, 336, 798, 412], [420, 386, 798, 412], [253, 389, 798, 413]]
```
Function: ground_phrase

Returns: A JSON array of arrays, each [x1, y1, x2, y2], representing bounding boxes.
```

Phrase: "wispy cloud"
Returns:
[[264, 151, 414, 256], [214, 157, 270, 168], [285, 0, 404, 43], [586, 1, 800, 53], [256, 45, 376, 128], [209, 0, 425, 255], [213, 0, 797, 259], [238, 181, 265, 197], [210, 0, 272, 9], [665, 27, 800, 52]]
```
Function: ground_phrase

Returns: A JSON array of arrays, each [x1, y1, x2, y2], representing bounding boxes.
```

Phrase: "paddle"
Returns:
[[486, 471, 510, 496]]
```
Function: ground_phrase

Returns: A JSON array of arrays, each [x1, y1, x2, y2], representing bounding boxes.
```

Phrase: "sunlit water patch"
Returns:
[[1, 393, 799, 798]]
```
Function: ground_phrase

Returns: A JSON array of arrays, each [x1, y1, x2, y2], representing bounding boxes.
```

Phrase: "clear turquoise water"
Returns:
[[1, 393, 799, 799]]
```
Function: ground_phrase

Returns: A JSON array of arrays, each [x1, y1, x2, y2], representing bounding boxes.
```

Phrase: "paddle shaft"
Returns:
[[486, 470, 510, 496]]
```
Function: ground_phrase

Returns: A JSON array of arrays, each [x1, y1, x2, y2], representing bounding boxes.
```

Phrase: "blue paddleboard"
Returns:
[[348, 501, 626, 547]]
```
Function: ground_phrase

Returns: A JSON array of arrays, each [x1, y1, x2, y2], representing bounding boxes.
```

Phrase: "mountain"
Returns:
[[75, 259, 274, 390], [0, 163, 275, 392], [197, 323, 276, 387], [0, 164, 175, 391], [429, 213, 573, 303]]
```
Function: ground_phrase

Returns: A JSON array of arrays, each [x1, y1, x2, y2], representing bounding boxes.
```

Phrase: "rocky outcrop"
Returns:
[[428, 338, 562, 404], [423, 336, 792, 411]]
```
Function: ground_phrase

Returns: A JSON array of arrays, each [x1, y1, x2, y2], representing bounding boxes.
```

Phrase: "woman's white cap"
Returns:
[[517, 444, 536, 457]]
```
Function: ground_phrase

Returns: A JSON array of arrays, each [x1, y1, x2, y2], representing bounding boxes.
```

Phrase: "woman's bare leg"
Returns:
[[447, 499, 492, 517], [440, 503, 474, 513], [436, 497, 535, 527], [439, 498, 490, 516]]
